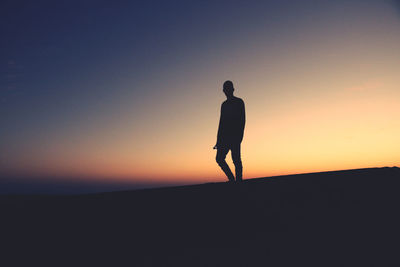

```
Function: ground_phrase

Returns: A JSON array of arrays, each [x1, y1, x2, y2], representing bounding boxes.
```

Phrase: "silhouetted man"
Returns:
[[214, 80, 245, 182]]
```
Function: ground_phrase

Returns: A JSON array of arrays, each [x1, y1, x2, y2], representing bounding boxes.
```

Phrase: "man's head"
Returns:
[[223, 80, 234, 97]]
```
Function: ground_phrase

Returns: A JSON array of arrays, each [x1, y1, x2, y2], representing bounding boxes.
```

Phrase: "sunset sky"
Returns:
[[1, 0, 399, 193]]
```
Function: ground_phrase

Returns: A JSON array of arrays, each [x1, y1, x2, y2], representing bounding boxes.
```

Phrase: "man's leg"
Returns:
[[231, 143, 243, 182], [216, 146, 235, 182]]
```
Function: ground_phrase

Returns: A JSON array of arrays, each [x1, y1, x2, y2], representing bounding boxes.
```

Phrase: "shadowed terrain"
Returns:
[[2, 167, 400, 266]]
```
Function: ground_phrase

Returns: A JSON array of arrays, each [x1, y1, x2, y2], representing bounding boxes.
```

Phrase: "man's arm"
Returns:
[[239, 100, 245, 141], [215, 103, 224, 148]]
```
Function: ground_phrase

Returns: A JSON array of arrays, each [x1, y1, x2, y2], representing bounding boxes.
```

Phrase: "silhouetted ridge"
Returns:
[[2, 167, 400, 266]]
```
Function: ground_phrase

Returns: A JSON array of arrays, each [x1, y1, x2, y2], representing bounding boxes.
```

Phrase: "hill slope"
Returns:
[[2, 167, 400, 266]]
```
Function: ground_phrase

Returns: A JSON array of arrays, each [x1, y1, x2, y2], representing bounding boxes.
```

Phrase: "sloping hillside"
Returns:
[[2, 167, 399, 266]]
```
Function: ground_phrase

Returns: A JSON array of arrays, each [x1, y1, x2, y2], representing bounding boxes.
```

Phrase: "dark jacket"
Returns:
[[217, 96, 245, 147]]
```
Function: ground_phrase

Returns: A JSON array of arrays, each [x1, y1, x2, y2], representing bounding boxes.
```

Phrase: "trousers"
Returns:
[[216, 142, 243, 181]]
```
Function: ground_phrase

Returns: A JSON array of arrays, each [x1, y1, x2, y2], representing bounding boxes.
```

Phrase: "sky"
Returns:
[[1, 0, 399, 193]]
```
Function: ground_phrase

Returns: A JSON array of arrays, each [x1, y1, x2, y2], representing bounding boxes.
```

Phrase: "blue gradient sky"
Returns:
[[1, 0, 399, 194]]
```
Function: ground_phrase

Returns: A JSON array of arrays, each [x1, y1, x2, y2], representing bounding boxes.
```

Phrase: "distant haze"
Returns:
[[1, 0, 399, 193]]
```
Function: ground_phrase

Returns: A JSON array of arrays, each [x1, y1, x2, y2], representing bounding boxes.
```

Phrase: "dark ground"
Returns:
[[2, 167, 400, 266]]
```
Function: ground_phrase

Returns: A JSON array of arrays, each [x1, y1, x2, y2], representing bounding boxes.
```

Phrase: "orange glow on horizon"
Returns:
[[2, 1, 399, 185]]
